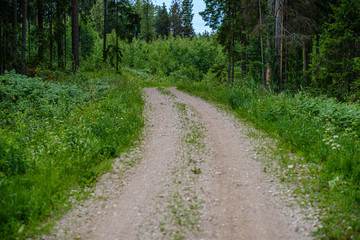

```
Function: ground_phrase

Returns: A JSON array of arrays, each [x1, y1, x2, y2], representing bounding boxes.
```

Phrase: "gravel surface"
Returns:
[[46, 87, 316, 240]]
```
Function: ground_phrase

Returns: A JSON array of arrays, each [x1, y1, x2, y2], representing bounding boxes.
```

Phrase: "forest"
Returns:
[[0, 0, 359, 239]]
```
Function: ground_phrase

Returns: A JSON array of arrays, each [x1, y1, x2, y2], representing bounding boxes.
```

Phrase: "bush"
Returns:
[[0, 69, 144, 239], [178, 78, 360, 239]]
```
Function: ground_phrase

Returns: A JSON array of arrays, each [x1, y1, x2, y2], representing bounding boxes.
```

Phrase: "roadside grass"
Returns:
[[0, 69, 144, 239], [177, 79, 360, 239], [123, 67, 174, 88], [157, 87, 175, 98]]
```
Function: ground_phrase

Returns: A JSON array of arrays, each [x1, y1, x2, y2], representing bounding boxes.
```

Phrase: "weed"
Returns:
[[157, 87, 175, 98], [0, 69, 144, 239], [191, 166, 202, 175], [178, 79, 360, 239]]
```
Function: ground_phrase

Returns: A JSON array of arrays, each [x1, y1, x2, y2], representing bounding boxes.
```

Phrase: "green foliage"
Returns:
[[0, 69, 144, 239], [80, 20, 98, 58], [310, 0, 360, 100], [181, 0, 194, 37], [154, 3, 170, 38], [178, 78, 360, 239], [138, 0, 155, 42], [121, 37, 223, 82], [90, 0, 105, 36], [169, 0, 182, 37]]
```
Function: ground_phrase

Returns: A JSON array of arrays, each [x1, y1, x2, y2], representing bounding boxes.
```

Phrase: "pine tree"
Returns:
[[21, 0, 26, 74], [181, 0, 194, 37], [154, 3, 170, 38], [139, 0, 155, 42], [310, 0, 360, 100], [170, 0, 182, 37], [72, 0, 79, 72], [200, 0, 239, 83]]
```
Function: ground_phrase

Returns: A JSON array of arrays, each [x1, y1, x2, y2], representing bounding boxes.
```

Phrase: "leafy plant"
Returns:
[[0, 68, 144, 239]]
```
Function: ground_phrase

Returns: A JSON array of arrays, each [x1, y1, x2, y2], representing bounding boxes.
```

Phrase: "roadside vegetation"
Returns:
[[0, 68, 144, 239], [123, 35, 360, 238], [1, 0, 359, 239], [178, 79, 360, 239]]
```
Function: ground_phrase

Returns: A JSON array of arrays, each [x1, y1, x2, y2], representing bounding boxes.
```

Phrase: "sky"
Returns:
[[153, 0, 212, 34]]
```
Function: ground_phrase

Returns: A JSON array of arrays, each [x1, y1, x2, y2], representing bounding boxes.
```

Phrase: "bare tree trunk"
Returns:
[[231, 1, 236, 82], [103, 0, 107, 62], [37, 0, 44, 61], [241, 25, 247, 79], [274, 0, 282, 91], [64, 10, 67, 69], [28, 2, 30, 61], [21, 0, 27, 75], [0, 24, 4, 74], [284, 40, 288, 84], [115, 0, 119, 72], [303, 44, 311, 86], [72, 0, 79, 72], [259, 0, 265, 87], [231, 32, 235, 81], [12, 0, 18, 69], [266, 0, 274, 89], [227, 20, 232, 83], [56, 2, 64, 69], [50, 3, 53, 70], [279, 0, 284, 90]]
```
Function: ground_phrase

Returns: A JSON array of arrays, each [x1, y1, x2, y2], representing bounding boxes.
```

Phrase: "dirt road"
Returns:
[[50, 87, 312, 239]]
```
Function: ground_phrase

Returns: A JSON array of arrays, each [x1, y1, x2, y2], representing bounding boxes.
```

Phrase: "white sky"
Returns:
[[153, 0, 211, 34]]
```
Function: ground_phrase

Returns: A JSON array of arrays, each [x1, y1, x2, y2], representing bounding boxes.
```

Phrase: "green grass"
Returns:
[[0, 69, 144, 239], [178, 79, 360, 239]]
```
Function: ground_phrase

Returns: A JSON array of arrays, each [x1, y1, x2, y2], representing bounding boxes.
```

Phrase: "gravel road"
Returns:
[[48, 87, 314, 240]]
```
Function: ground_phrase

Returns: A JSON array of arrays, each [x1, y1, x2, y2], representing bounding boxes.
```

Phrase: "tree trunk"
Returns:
[[303, 45, 308, 86], [21, 0, 27, 75], [241, 25, 247, 78], [280, 0, 284, 87], [275, 0, 282, 90], [227, 19, 231, 83], [56, 2, 64, 69], [266, 0, 274, 89], [72, 0, 79, 72], [28, 2, 30, 61], [0, 24, 4, 74], [259, 0, 265, 87], [103, 0, 107, 62], [284, 40, 288, 84], [116, 0, 119, 72], [64, 10, 67, 69], [12, 0, 18, 68], [37, 0, 44, 61], [50, 4, 53, 70], [231, 2, 236, 82]]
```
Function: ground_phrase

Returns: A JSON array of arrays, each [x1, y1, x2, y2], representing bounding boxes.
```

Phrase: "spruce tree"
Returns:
[[170, 0, 182, 37], [181, 0, 194, 37], [154, 3, 170, 38], [139, 0, 155, 42]]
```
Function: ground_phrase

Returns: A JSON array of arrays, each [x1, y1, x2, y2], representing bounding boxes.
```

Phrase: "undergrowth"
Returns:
[[178, 79, 360, 239], [0, 69, 144, 239]]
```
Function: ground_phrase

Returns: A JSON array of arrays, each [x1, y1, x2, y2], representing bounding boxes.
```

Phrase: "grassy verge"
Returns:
[[177, 80, 360, 239], [0, 69, 144, 239]]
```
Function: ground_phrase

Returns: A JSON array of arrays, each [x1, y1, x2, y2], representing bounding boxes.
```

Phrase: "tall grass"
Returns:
[[0, 69, 144, 239], [178, 79, 360, 239]]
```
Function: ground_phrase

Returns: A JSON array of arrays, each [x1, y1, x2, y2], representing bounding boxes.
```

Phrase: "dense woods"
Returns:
[[0, 0, 360, 239], [0, 0, 359, 98]]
